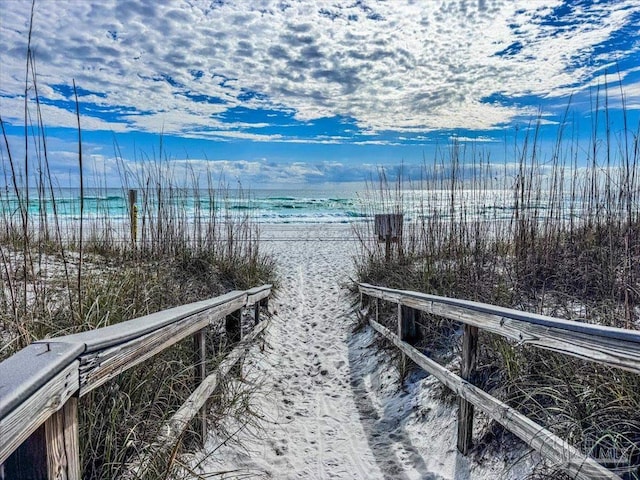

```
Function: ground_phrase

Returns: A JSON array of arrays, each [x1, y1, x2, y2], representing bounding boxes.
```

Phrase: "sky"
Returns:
[[1, 0, 640, 189]]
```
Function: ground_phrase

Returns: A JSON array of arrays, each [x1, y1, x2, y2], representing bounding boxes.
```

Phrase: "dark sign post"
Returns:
[[128, 189, 138, 245], [374, 213, 403, 261]]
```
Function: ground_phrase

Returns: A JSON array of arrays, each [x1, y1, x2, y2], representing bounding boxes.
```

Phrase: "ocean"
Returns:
[[0, 186, 578, 228], [0, 187, 366, 225]]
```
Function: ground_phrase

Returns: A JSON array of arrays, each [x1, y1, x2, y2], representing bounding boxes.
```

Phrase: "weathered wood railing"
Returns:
[[0, 284, 272, 479], [359, 282, 640, 480]]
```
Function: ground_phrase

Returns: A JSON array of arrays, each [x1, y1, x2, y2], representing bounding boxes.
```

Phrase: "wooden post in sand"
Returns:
[[225, 310, 243, 378], [128, 189, 138, 244], [190, 329, 207, 448], [457, 324, 479, 454], [253, 302, 260, 324], [2, 426, 48, 479], [253, 297, 268, 324], [398, 304, 419, 344], [225, 310, 242, 344]]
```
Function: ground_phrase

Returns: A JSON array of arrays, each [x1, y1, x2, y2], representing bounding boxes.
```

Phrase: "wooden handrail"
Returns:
[[359, 283, 640, 374], [125, 318, 271, 478], [42, 290, 247, 354], [359, 282, 639, 480], [0, 284, 272, 477]]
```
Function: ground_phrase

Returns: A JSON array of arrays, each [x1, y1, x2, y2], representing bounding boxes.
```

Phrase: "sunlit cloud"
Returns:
[[1, 0, 639, 186]]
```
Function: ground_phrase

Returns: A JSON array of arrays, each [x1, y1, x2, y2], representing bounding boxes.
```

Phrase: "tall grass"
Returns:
[[0, 80, 276, 479], [355, 94, 640, 477]]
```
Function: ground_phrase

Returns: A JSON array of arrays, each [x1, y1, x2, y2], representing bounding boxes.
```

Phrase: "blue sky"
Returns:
[[1, 0, 640, 188]]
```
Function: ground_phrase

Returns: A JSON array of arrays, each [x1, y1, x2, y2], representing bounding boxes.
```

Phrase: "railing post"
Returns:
[[45, 396, 80, 479], [398, 304, 419, 379], [3, 397, 81, 480], [225, 309, 242, 344], [190, 328, 207, 448], [254, 297, 268, 324], [398, 304, 419, 344], [253, 302, 260, 324], [457, 324, 479, 455]]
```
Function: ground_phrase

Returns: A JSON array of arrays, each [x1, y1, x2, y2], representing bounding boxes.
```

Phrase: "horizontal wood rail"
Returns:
[[125, 318, 270, 478], [359, 282, 640, 480], [0, 284, 272, 479], [360, 283, 640, 374]]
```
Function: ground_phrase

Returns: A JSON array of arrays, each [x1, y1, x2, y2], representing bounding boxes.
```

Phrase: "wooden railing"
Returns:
[[359, 283, 640, 480], [0, 284, 272, 479]]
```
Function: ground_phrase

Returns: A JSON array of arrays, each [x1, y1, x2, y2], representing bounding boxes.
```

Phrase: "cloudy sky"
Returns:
[[1, 0, 640, 188]]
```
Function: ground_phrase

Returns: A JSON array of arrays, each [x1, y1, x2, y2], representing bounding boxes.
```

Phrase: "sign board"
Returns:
[[374, 214, 403, 242]]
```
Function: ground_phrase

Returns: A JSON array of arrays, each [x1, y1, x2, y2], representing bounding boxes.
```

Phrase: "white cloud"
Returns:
[[98, 157, 383, 188], [1, 0, 639, 134], [449, 135, 499, 143]]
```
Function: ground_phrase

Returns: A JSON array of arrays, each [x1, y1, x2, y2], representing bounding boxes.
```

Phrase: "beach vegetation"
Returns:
[[354, 91, 640, 478], [0, 82, 277, 480]]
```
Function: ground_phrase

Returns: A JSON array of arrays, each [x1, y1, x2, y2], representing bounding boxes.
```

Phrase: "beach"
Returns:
[[3, 187, 626, 478], [193, 224, 537, 479], [3, 2, 639, 477]]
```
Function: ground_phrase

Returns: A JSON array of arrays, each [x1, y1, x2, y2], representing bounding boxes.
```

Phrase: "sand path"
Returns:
[[252, 226, 380, 478], [197, 225, 536, 480], [199, 225, 439, 479]]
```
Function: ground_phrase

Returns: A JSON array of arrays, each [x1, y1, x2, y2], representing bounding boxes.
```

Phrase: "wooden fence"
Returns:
[[359, 282, 640, 480], [0, 284, 272, 479]]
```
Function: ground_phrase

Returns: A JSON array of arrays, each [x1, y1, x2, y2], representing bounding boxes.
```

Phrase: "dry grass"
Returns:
[[0, 52, 277, 479], [354, 97, 640, 477]]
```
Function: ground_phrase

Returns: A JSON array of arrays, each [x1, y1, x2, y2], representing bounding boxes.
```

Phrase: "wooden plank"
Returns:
[[457, 324, 478, 455], [359, 284, 640, 374], [246, 285, 271, 305], [45, 397, 80, 480], [429, 303, 640, 375], [0, 343, 84, 421], [368, 318, 620, 480], [126, 320, 269, 478], [0, 361, 79, 465], [360, 283, 640, 343], [42, 290, 247, 354], [77, 299, 242, 396]]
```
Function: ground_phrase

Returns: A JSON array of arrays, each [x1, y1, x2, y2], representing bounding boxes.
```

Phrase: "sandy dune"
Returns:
[[196, 225, 535, 479]]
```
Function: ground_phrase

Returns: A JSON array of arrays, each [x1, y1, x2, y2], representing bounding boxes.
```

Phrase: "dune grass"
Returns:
[[0, 88, 277, 479], [354, 102, 640, 477]]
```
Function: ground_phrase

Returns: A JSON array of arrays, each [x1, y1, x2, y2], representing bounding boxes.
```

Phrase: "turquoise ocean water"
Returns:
[[0, 187, 367, 225], [0, 186, 571, 227]]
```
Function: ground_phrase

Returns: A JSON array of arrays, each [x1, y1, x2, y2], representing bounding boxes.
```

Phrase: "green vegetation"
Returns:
[[354, 107, 640, 477]]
